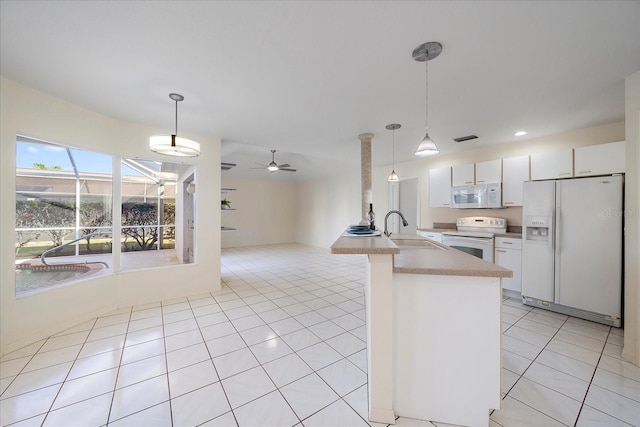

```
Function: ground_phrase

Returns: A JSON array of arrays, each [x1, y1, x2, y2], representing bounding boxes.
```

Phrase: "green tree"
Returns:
[[15, 200, 43, 255], [14, 199, 74, 251], [33, 162, 62, 170], [80, 201, 112, 252], [41, 200, 75, 247], [122, 202, 158, 250], [163, 202, 176, 241]]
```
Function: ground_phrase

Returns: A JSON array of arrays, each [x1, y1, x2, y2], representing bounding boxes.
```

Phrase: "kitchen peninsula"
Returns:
[[331, 233, 511, 427]]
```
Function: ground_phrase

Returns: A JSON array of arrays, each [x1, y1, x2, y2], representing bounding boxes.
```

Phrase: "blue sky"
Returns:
[[17, 142, 113, 174]]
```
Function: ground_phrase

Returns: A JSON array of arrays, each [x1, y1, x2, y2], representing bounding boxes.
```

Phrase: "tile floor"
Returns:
[[1, 243, 638, 426]]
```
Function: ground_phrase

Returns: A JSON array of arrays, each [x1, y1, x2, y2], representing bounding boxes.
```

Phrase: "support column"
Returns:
[[366, 253, 396, 424], [359, 132, 374, 224]]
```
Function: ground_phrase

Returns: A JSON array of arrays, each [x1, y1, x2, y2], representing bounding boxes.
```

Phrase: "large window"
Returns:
[[15, 137, 196, 295], [120, 158, 186, 271]]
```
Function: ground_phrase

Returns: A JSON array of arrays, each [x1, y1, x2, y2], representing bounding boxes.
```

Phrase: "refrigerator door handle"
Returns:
[[554, 189, 561, 303], [549, 209, 555, 253]]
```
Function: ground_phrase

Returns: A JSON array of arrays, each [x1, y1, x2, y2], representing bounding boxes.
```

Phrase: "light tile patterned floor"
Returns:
[[1, 243, 638, 426]]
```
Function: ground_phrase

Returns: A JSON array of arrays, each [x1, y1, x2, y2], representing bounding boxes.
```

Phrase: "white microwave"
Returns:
[[451, 183, 502, 209]]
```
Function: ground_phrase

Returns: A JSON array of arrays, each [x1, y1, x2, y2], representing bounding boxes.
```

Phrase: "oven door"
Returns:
[[442, 233, 494, 262]]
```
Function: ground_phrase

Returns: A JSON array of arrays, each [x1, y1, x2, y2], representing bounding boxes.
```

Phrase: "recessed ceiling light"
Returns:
[[515, 131, 527, 136]]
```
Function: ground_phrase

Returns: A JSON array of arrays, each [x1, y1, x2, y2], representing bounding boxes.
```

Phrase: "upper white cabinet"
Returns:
[[530, 149, 573, 180], [429, 167, 452, 208], [452, 160, 501, 186], [502, 155, 529, 206], [475, 159, 502, 184], [452, 164, 475, 186], [574, 141, 625, 177]]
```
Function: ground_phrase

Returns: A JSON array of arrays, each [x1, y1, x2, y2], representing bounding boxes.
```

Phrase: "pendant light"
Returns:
[[413, 42, 442, 157], [386, 123, 401, 182], [149, 93, 200, 157]]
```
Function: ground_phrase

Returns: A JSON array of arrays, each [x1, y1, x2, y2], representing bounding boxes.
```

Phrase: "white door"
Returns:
[[183, 175, 195, 263], [399, 178, 418, 234]]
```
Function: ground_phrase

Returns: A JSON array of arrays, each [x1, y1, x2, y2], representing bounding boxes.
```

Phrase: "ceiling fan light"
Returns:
[[414, 133, 439, 157], [267, 162, 279, 172], [387, 170, 399, 182], [149, 135, 200, 157]]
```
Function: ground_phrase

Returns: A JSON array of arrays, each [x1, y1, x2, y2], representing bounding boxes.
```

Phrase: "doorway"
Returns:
[[183, 174, 195, 263], [388, 177, 419, 234]]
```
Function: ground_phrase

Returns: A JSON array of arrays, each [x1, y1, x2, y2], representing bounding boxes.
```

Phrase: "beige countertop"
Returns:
[[496, 232, 522, 238], [330, 232, 512, 278], [330, 233, 401, 255]]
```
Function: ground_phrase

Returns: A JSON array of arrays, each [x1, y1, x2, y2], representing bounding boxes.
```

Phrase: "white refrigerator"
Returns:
[[521, 175, 623, 327]]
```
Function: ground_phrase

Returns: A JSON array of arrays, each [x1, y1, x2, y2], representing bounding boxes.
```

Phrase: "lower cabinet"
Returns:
[[494, 237, 521, 293]]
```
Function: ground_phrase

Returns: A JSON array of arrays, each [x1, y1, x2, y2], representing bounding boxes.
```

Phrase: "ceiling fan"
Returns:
[[251, 149, 297, 172]]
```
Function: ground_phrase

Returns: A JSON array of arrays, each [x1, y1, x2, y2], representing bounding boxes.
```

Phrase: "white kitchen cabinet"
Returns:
[[502, 155, 530, 206], [429, 167, 452, 208], [530, 149, 573, 180], [495, 237, 521, 294], [574, 141, 625, 177], [452, 164, 475, 186], [475, 159, 502, 184], [418, 230, 443, 243]]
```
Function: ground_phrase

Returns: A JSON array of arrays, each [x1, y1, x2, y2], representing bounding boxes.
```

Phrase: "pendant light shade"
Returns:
[[386, 123, 401, 182], [413, 42, 442, 157], [415, 132, 439, 157], [149, 93, 200, 157]]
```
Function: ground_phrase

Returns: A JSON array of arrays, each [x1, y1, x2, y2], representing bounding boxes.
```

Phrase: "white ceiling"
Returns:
[[2, 1, 639, 181]]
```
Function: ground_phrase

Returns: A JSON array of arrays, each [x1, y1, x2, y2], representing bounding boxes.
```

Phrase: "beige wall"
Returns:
[[221, 177, 297, 248], [0, 78, 222, 356], [295, 172, 361, 249], [623, 70, 640, 366]]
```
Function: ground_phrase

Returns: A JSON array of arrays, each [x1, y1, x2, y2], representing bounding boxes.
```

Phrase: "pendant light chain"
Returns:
[[425, 59, 429, 135], [392, 127, 395, 168], [174, 98, 179, 136], [386, 123, 401, 182]]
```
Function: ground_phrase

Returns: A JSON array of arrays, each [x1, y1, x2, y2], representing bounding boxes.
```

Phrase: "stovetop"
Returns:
[[449, 216, 507, 235]]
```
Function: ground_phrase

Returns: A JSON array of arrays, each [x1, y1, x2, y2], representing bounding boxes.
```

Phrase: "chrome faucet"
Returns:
[[384, 210, 409, 237]]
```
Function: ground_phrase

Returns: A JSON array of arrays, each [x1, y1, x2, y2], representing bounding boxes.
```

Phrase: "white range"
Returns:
[[442, 216, 507, 262]]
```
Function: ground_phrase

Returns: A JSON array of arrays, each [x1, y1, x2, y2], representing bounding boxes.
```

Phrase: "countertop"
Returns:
[[330, 232, 512, 278], [330, 233, 400, 255], [495, 232, 522, 238], [418, 228, 522, 239]]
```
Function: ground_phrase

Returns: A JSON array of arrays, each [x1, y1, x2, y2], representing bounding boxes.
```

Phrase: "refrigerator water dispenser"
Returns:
[[525, 216, 549, 241]]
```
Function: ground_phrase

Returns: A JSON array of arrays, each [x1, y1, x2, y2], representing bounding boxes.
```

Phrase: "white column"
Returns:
[[359, 132, 374, 224], [366, 253, 396, 424]]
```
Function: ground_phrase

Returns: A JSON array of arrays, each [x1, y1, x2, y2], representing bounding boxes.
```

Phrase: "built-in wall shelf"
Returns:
[[221, 165, 237, 232]]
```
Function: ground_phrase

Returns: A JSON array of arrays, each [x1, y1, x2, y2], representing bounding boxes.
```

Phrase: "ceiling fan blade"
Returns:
[[254, 162, 268, 167], [278, 163, 290, 168], [279, 168, 297, 172], [249, 167, 266, 169]]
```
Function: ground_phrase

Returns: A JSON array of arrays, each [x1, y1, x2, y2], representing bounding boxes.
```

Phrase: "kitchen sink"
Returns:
[[390, 239, 444, 249]]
